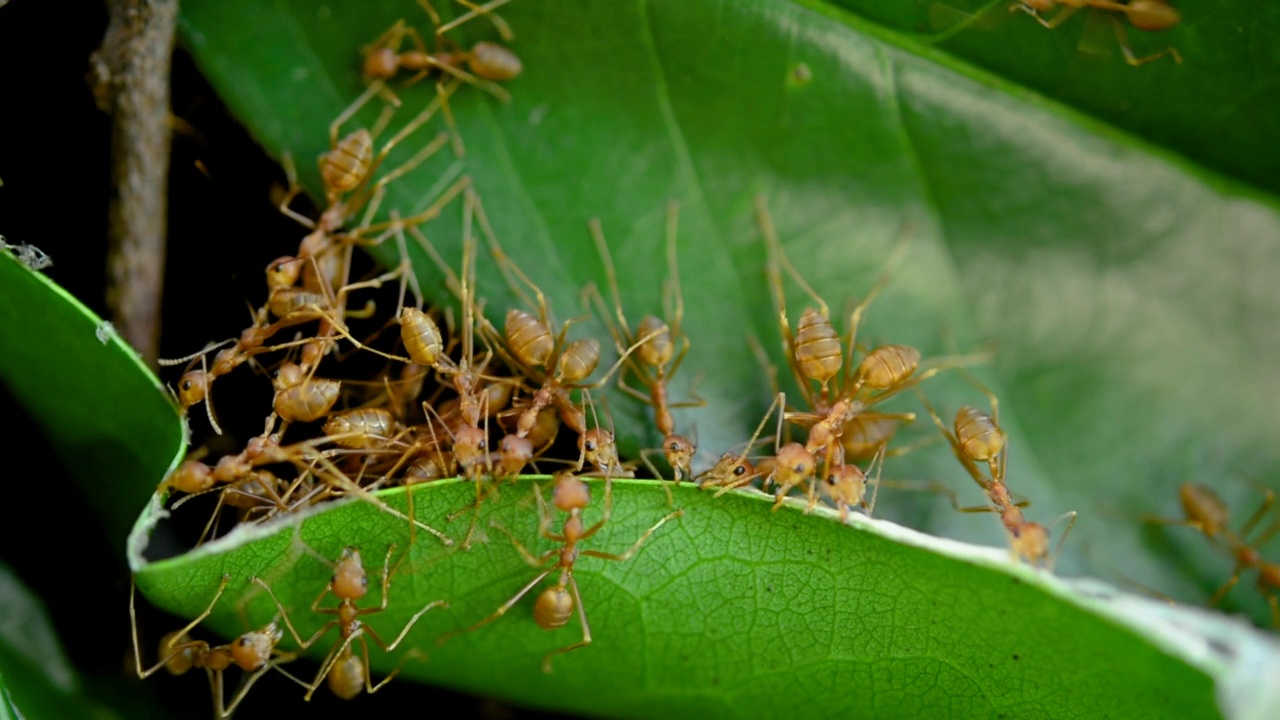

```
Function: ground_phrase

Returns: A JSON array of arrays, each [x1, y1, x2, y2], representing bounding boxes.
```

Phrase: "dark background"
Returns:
[[0, 1, 560, 717]]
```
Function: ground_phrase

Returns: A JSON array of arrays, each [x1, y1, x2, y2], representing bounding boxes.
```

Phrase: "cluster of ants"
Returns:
[[129, 0, 1275, 716]]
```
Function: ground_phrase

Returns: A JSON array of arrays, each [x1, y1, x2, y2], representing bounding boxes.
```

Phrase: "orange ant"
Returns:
[[473, 195, 661, 450], [362, 19, 522, 102], [756, 197, 961, 479], [699, 393, 789, 501], [130, 575, 298, 718], [918, 384, 1076, 568], [1011, 0, 1182, 66], [254, 545, 447, 700], [438, 471, 682, 672], [361, 0, 521, 155], [1144, 481, 1280, 624], [587, 201, 703, 488], [276, 81, 467, 304]]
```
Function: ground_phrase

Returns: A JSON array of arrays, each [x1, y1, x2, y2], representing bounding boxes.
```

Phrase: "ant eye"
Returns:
[[585, 441, 596, 452], [478, 440, 488, 450], [733, 465, 745, 476], [669, 441, 680, 451], [181, 380, 192, 390]]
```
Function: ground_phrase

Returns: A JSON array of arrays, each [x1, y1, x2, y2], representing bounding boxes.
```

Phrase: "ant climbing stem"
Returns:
[[437, 470, 683, 672]]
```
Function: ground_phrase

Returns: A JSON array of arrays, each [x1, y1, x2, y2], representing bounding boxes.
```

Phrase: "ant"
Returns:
[[918, 382, 1076, 569], [438, 471, 682, 672], [757, 196, 976, 484], [130, 575, 298, 718], [361, 0, 521, 156], [473, 194, 662, 452], [1144, 481, 1280, 624], [1011, 0, 1182, 66], [254, 545, 448, 700], [587, 201, 703, 490]]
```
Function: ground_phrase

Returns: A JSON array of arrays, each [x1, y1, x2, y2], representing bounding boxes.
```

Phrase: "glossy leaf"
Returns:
[[0, 246, 185, 545], [177, 0, 1280, 619], [827, 0, 1280, 195], [131, 479, 1280, 719]]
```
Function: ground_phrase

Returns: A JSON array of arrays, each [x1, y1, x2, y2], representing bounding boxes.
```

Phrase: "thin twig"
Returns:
[[89, 0, 178, 367]]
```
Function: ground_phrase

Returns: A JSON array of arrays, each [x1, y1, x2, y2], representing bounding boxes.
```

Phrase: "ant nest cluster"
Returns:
[[134, 0, 1179, 714]]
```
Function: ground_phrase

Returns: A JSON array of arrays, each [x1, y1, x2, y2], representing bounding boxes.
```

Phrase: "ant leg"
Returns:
[[130, 581, 215, 679], [1046, 511, 1078, 571], [303, 635, 352, 701], [1207, 565, 1245, 607], [250, 578, 314, 648], [639, 448, 676, 506], [580, 509, 684, 556], [436, 0, 516, 39], [1112, 17, 1181, 66], [437, 568, 554, 644], [367, 644, 427, 693]]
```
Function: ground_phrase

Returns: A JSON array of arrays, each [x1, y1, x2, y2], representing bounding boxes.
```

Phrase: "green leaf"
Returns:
[[826, 0, 1280, 195], [0, 246, 185, 545], [132, 479, 1280, 719], [142, 0, 1280, 716], [0, 560, 113, 720], [177, 0, 1280, 616]]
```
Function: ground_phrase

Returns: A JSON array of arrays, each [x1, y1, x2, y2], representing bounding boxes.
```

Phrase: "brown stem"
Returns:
[[89, 0, 178, 367]]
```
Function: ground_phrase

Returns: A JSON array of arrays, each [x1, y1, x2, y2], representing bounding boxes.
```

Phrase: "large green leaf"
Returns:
[[177, 0, 1280, 615], [829, 0, 1280, 196], [129, 0, 1280, 715], [130, 479, 1280, 719], [0, 246, 185, 544]]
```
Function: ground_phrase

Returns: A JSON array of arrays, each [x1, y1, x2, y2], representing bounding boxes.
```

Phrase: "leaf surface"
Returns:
[[132, 479, 1279, 719], [0, 247, 184, 544], [115, 0, 1280, 716]]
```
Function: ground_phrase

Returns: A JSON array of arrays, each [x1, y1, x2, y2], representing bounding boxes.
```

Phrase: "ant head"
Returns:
[[332, 548, 368, 600], [265, 256, 301, 290], [499, 434, 533, 474], [176, 370, 208, 409], [230, 626, 278, 672], [362, 46, 399, 80], [165, 461, 215, 494], [1009, 522, 1049, 565], [776, 442, 815, 481], [553, 473, 591, 512]]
